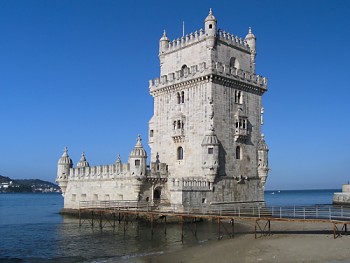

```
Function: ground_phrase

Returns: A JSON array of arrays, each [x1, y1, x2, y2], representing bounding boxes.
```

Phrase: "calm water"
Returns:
[[0, 190, 339, 262]]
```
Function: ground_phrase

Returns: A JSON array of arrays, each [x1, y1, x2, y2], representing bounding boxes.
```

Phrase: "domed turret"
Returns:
[[77, 152, 89, 168], [159, 30, 170, 54], [201, 126, 220, 184], [245, 27, 257, 73], [58, 147, 73, 166], [204, 8, 217, 49], [128, 135, 147, 176], [257, 134, 269, 188], [56, 147, 73, 195]]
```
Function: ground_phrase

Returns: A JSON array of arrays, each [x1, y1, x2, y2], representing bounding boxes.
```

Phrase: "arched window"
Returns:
[[177, 146, 184, 160], [177, 92, 181, 104], [230, 57, 236, 68], [181, 91, 185, 103], [181, 64, 188, 77], [235, 90, 242, 104], [236, 146, 241, 160], [177, 120, 181, 129]]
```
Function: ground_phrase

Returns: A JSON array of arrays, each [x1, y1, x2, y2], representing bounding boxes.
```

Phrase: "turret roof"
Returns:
[[77, 152, 89, 167], [58, 147, 73, 165], [129, 135, 147, 158], [204, 8, 217, 22]]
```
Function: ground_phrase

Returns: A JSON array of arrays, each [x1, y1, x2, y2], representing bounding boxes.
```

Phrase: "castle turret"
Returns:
[[257, 134, 269, 188], [159, 30, 169, 54], [245, 27, 256, 73], [204, 8, 217, 49], [128, 135, 147, 176], [56, 147, 73, 195], [159, 30, 169, 66], [201, 126, 220, 184], [76, 152, 89, 168]]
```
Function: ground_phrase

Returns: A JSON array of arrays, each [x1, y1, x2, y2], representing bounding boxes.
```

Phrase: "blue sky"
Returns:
[[0, 0, 349, 190]]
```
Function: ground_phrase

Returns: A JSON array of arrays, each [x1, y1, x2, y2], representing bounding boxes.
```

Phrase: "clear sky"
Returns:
[[1, 0, 349, 190]]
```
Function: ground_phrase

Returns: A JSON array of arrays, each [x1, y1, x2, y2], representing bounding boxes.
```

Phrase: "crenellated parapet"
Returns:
[[149, 61, 268, 94], [68, 163, 130, 181], [149, 162, 168, 178], [217, 29, 250, 51], [160, 29, 250, 56]]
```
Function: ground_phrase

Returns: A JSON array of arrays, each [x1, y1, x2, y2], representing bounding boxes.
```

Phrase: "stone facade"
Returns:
[[56, 9, 269, 210]]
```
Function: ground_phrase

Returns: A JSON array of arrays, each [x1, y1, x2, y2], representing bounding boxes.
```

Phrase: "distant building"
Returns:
[[56, 9, 269, 210]]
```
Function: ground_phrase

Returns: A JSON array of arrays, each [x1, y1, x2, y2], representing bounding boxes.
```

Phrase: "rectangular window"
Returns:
[[135, 160, 140, 166], [208, 147, 214, 154], [150, 129, 154, 137]]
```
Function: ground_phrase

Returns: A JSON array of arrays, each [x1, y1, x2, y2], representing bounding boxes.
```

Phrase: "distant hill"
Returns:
[[0, 175, 60, 193]]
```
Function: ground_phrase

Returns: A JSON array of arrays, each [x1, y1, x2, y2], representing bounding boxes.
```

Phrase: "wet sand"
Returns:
[[142, 220, 350, 263]]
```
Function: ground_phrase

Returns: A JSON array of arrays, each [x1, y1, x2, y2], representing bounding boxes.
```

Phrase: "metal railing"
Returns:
[[79, 201, 350, 222]]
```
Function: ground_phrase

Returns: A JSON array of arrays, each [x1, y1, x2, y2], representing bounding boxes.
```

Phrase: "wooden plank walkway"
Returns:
[[77, 200, 350, 239]]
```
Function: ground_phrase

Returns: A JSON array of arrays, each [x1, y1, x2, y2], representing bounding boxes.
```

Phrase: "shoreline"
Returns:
[[141, 220, 350, 263]]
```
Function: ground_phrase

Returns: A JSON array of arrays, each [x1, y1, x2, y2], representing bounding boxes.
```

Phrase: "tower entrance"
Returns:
[[153, 187, 161, 201]]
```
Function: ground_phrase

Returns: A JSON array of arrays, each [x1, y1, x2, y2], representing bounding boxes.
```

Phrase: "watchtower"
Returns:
[[149, 9, 269, 205]]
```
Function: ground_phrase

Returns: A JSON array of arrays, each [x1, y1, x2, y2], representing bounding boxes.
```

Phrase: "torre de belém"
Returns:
[[56, 9, 269, 211]]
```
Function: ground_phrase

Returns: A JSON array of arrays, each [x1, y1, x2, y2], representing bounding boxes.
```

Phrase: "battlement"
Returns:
[[217, 29, 250, 51], [68, 163, 129, 180], [149, 61, 268, 94], [65, 161, 169, 181], [161, 29, 250, 55]]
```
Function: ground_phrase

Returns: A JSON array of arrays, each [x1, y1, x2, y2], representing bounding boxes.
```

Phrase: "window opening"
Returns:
[[230, 57, 236, 68], [236, 146, 241, 160], [177, 147, 184, 160], [208, 147, 214, 154], [177, 92, 181, 104], [135, 160, 140, 166], [235, 90, 242, 104]]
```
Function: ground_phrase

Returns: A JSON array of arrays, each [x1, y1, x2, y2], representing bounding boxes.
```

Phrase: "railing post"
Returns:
[[293, 206, 296, 218], [329, 207, 332, 220], [272, 207, 274, 217], [280, 207, 282, 219], [341, 206, 343, 218], [238, 207, 241, 217], [258, 207, 261, 218], [316, 207, 318, 218], [303, 208, 305, 220]]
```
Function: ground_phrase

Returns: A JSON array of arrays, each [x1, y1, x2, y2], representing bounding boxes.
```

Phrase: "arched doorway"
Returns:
[[153, 187, 162, 204]]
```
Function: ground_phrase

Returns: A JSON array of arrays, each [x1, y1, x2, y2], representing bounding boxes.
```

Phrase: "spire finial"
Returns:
[[163, 30, 166, 37], [62, 146, 69, 157], [209, 8, 213, 15], [136, 134, 142, 147], [249, 27, 252, 33]]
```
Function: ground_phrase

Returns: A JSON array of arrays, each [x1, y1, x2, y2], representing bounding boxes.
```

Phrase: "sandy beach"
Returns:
[[142, 220, 350, 263]]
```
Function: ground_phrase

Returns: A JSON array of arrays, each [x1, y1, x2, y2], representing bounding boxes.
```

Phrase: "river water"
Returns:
[[0, 190, 339, 262]]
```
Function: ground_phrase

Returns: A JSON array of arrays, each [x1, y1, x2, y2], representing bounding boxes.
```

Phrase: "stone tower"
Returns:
[[149, 9, 269, 206], [56, 147, 73, 196]]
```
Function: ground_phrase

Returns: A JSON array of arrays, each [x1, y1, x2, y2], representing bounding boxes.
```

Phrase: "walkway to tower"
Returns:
[[77, 201, 350, 239]]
